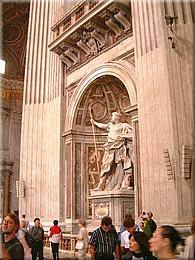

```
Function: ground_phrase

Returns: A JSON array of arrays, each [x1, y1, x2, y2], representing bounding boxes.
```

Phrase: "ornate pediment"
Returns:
[[49, 0, 132, 74]]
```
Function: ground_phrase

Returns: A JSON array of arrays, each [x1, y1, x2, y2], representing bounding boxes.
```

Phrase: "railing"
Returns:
[[44, 233, 77, 255], [51, 0, 99, 37]]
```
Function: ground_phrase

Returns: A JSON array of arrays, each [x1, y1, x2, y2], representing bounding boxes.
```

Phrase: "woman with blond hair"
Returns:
[[76, 219, 88, 259]]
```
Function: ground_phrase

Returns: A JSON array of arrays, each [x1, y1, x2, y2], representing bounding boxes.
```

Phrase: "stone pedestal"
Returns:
[[88, 189, 134, 232]]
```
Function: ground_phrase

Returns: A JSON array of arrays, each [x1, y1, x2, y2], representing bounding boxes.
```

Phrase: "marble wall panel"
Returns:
[[75, 142, 81, 219], [66, 143, 71, 219]]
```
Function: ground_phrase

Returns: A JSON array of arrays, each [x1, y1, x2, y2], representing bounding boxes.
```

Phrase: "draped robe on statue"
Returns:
[[96, 122, 133, 190]]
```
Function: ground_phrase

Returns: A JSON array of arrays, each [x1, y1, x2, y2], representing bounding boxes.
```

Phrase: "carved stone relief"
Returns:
[[95, 202, 109, 219], [50, 1, 132, 73], [11, 109, 22, 123], [123, 201, 134, 219]]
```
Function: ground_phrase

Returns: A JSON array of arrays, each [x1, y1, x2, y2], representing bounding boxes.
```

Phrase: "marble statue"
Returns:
[[90, 111, 133, 191]]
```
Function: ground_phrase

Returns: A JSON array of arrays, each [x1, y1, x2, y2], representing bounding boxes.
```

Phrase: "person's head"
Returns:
[[78, 219, 86, 227], [34, 217, 41, 227], [129, 231, 150, 255], [53, 220, 58, 226], [101, 216, 112, 232], [20, 219, 27, 228], [111, 112, 121, 123], [123, 217, 135, 234], [22, 214, 26, 219], [149, 225, 182, 256], [142, 212, 150, 221], [2, 213, 20, 235], [125, 213, 133, 219], [139, 221, 144, 229], [147, 211, 153, 219], [190, 216, 195, 234]]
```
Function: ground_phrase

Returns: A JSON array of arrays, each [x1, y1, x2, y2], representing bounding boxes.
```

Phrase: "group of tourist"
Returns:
[[88, 214, 195, 260], [0, 212, 195, 259], [0, 213, 45, 260]]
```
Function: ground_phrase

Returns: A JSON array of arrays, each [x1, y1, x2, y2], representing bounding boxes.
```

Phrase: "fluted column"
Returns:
[[132, 0, 193, 224], [20, 0, 65, 223]]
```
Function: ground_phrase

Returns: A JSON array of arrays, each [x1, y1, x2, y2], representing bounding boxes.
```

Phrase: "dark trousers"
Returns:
[[95, 253, 114, 260], [32, 240, 44, 260], [51, 242, 59, 260]]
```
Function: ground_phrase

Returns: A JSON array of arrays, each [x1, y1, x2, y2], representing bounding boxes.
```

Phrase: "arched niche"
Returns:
[[63, 60, 139, 224], [65, 60, 137, 132]]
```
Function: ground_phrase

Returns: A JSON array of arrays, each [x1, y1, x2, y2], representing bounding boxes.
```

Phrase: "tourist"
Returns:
[[147, 212, 157, 234], [21, 213, 30, 231], [89, 216, 120, 260], [48, 219, 62, 260], [17, 219, 32, 259], [119, 213, 133, 238], [90, 111, 133, 191], [76, 219, 88, 259], [29, 217, 44, 260], [181, 216, 195, 259], [141, 212, 156, 239], [128, 231, 157, 259], [2, 213, 24, 259], [121, 218, 136, 259], [149, 225, 182, 259]]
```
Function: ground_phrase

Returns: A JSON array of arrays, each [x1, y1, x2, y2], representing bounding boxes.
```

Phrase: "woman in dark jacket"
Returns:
[[126, 231, 157, 260]]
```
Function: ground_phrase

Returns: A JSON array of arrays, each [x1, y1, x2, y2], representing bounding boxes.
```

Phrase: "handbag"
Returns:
[[75, 240, 84, 250]]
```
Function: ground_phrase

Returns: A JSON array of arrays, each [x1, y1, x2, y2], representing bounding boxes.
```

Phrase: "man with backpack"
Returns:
[[29, 217, 44, 260]]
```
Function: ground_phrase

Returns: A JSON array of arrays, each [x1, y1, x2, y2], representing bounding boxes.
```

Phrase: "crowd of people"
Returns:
[[0, 212, 194, 259]]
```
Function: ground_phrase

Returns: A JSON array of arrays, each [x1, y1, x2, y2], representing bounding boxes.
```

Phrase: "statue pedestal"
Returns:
[[88, 189, 134, 232]]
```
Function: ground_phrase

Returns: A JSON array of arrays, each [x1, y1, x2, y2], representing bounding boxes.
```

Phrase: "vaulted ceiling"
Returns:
[[2, 2, 30, 80]]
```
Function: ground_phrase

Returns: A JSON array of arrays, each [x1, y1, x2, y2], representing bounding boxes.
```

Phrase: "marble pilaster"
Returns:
[[132, 1, 193, 224]]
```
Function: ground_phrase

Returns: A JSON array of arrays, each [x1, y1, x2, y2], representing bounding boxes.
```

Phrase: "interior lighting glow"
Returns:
[[0, 59, 6, 74]]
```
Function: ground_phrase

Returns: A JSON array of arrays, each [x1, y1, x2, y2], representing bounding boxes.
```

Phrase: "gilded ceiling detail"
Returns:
[[2, 3, 30, 80], [75, 75, 131, 127]]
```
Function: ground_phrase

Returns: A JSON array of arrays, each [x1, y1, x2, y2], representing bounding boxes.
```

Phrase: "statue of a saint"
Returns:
[[90, 112, 133, 191]]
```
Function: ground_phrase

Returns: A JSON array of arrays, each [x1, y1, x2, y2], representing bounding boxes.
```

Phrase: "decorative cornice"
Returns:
[[0, 90, 23, 100], [49, 0, 132, 74], [0, 78, 23, 100]]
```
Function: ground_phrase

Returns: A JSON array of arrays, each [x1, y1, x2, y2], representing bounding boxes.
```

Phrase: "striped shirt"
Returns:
[[89, 227, 118, 255]]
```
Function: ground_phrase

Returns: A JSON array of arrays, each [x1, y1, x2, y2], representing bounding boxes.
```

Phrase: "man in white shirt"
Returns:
[[121, 218, 135, 259]]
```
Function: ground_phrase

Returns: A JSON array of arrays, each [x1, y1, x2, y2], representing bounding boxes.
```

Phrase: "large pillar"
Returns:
[[132, 1, 193, 224], [19, 0, 65, 223]]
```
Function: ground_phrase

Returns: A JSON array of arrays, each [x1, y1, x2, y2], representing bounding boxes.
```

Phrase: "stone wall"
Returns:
[[132, 1, 193, 224]]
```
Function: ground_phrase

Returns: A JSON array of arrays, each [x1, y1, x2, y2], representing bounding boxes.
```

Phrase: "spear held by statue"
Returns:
[[89, 106, 100, 174]]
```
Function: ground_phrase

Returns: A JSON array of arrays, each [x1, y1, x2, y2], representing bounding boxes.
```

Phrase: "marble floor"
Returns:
[[44, 247, 91, 259]]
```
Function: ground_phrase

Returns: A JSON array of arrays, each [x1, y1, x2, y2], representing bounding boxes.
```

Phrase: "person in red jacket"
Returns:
[[48, 220, 62, 260]]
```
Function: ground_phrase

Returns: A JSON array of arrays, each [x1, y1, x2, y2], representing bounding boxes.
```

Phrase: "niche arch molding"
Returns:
[[65, 60, 137, 131]]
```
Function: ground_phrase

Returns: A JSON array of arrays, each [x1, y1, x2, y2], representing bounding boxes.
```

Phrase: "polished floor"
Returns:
[[44, 247, 91, 259]]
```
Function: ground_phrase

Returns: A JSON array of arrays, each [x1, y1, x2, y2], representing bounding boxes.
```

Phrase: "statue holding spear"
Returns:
[[90, 111, 133, 191]]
